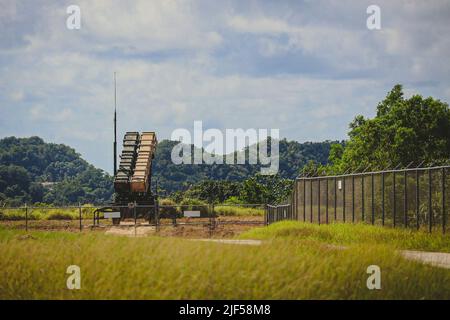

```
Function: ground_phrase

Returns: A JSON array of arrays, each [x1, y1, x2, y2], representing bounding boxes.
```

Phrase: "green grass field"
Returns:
[[0, 205, 263, 221], [240, 221, 450, 252], [0, 222, 449, 299]]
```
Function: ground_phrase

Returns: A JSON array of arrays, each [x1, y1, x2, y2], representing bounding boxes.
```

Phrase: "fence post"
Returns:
[[93, 205, 96, 227], [393, 171, 396, 228], [382, 172, 385, 226], [326, 178, 329, 224], [208, 204, 212, 238], [78, 202, 82, 232], [209, 203, 215, 238], [371, 173, 375, 225], [293, 183, 297, 220], [269, 206, 271, 224], [156, 199, 160, 232], [25, 203, 28, 232], [172, 206, 177, 227], [428, 168, 432, 233], [303, 179, 306, 222], [404, 170, 408, 228], [271, 206, 274, 224], [442, 167, 446, 234], [352, 175, 355, 223], [269, 206, 272, 224], [343, 177, 346, 223], [310, 179, 313, 223], [318, 178, 321, 225], [416, 169, 420, 230], [264, 205, 267, 226], [134, 201, 137, 237], [334, 177, 337, 221], [362, 175, 365, 222]]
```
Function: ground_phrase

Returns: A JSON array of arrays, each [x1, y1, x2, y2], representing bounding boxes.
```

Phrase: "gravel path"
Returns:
[[400, 250, 450, 269]]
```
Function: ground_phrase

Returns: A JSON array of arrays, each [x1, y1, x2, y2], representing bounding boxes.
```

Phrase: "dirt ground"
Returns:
[[0, 216, 265, 238]]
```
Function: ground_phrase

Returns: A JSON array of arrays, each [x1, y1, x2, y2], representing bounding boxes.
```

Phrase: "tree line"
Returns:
[[1, 84, 447, 206]]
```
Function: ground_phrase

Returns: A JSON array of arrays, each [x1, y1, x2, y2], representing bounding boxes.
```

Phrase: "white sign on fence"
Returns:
[[184, 211, 201, 218], [104, 212, 121, 219]]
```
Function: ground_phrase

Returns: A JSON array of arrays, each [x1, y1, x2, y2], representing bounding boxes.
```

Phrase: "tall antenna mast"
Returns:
[[113, 72, 117, 176]]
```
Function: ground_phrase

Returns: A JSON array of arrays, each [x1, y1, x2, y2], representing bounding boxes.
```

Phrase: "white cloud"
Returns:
[[228, 15, 291, 34], [0, 0, 449, 172], [30, 105, 74, 122], [9, 90, 24, 102]]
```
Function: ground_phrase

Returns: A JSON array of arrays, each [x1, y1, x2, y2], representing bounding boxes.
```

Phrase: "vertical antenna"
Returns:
[[113, 72, 117, 176]]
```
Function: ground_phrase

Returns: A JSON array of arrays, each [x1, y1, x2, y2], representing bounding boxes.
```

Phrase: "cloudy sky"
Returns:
[[1, 0, 450, 173]]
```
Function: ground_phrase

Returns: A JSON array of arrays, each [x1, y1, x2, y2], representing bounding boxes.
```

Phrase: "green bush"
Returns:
[[223, 196, 244, 205], [180, 198, 209, 216], [0, 209, 25, 221], [159, 198, 180, 218], [46, 211, 74, 220], [214, 206, 264, 216]]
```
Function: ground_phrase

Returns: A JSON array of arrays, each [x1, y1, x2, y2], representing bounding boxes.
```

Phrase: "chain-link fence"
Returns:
[[267, 165, 450, 234], [0, 203, 266, 237]]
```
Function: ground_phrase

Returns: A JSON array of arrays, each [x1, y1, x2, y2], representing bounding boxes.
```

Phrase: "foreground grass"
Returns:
[[240, 221, 450, 252], [0, 226, 449, 299]]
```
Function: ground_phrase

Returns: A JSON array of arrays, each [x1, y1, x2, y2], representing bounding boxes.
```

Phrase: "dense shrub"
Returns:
[[159, 198, 180, 218], [180, 198, 209, 216]]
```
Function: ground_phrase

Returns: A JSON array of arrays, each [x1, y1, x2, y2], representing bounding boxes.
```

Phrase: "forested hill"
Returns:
[[152, 139, 336, 193], [0, 136, 113, 205], [0, 136, 335, 205]]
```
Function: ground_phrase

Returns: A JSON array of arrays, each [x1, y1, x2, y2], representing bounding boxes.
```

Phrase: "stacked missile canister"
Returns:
[[130, 132, 157, 193], [113, 132, 139, 193]]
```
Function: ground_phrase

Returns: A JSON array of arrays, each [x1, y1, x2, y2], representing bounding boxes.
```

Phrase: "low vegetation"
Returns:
[[240, 221, 450, 252], [214, 205, 264, 216], [0, 203, 262, 221], [0, 206, 96, 221]]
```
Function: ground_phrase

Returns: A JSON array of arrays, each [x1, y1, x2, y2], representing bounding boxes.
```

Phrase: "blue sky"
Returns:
[[1, 0, 450, 173]]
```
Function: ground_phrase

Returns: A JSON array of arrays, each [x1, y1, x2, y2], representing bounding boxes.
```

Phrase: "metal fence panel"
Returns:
[[268, 166, 450, 234]]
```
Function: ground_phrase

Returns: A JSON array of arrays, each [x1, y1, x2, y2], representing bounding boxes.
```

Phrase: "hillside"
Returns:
[[0, 137, 113, 206], [0, 136, 335, 205], [153, 139, 336, 193]]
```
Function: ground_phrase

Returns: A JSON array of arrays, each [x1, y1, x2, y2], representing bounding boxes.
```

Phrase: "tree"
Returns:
[[239, 174, 293, 204], [339, 84, 449, 171], [183, 180, 241, 203], [0, 137, 113, 205]]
